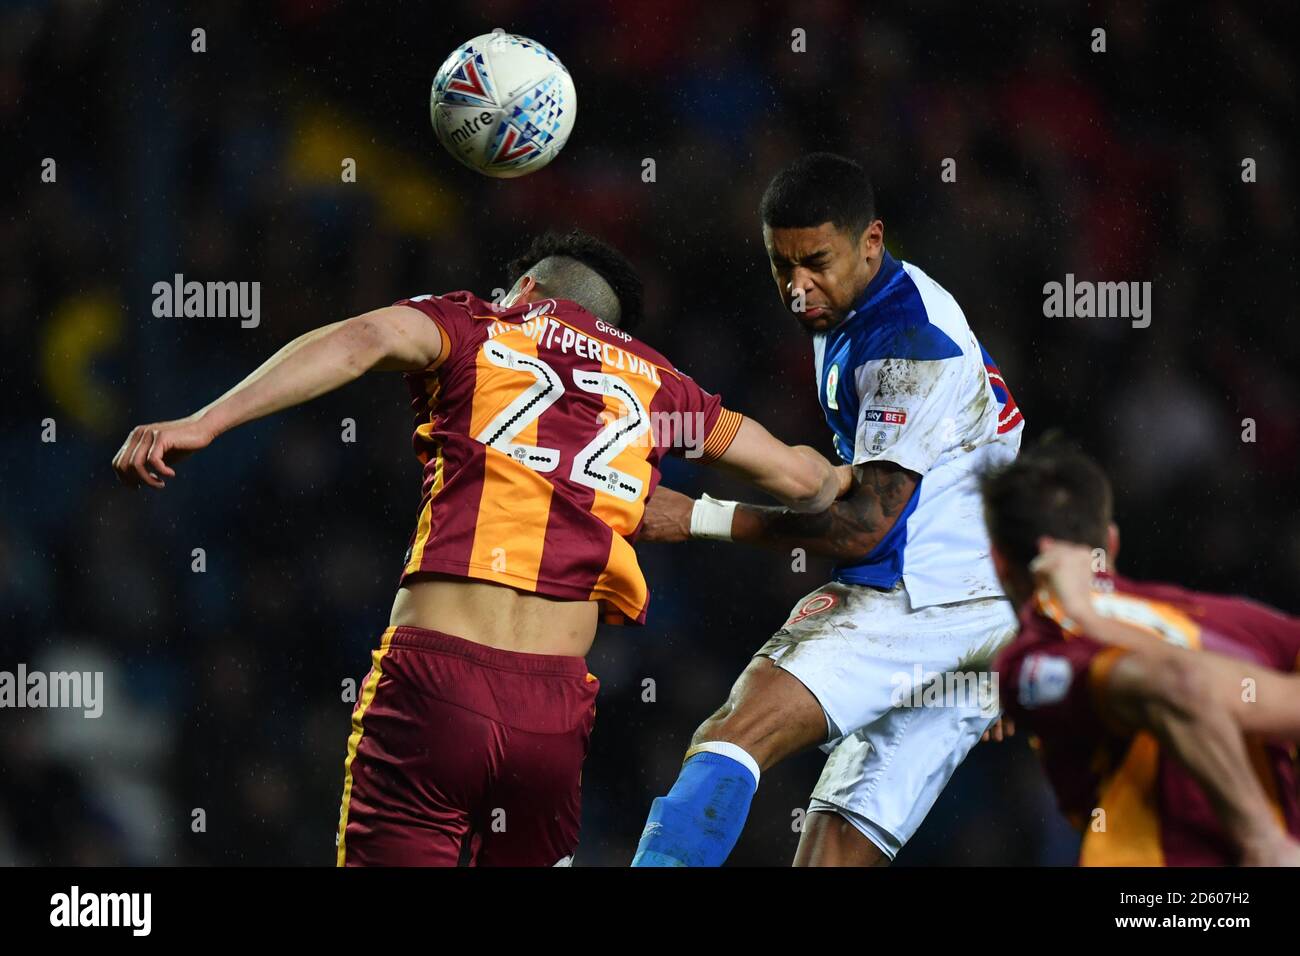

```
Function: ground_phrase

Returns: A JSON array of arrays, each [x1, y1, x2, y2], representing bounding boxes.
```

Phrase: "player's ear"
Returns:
[[858, 219, 884, 262], [1106, 523, 1120, 564], [502, 275, 536, 307]]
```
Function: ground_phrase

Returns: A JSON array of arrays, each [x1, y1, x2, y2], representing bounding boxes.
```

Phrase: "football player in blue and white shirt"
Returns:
[[633, 153, 1025, 866]]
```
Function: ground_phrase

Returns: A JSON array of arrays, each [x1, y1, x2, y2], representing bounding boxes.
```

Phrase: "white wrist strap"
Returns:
[[690, 493, 737, 541]]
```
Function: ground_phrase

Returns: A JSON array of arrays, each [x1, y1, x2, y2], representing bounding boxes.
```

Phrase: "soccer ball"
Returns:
[[430, 32, 576, 178]]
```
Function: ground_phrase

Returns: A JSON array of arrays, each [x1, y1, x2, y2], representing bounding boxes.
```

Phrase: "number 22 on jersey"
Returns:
[[475, 340, 651, 502]]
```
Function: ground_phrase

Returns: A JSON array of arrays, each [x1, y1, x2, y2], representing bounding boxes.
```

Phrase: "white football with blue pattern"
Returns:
[[431, 32, 576, 179]]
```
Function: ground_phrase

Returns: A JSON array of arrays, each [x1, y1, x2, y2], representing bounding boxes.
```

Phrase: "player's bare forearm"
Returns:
[[707, 417, 849, 514], [191, 321, 353, 437], [1103, 652, 1293, 863], [197, 309, 440, 436], [1034, 538, 1300, 742], [640, 446, 854, 547], [112, 306, 443, 488], [729, 461, 918, 560], [1071, 604, 1300, 741]]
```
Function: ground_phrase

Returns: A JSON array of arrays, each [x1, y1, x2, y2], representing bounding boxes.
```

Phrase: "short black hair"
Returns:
[[760, 153, 876, 236], [506, 229, 644, 332], [979, 434, 1114, 570]]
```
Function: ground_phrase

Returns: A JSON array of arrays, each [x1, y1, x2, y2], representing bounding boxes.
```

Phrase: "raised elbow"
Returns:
[[1149, 653, 1210, 716], [1127, 651, 1212, 734]]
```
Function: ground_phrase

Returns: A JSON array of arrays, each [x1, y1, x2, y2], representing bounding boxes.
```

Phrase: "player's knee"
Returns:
[[688, 673, 750, 748], [689, 704, 733, 749], [689, 698, 787, 769], [689, 658, 824, 769]]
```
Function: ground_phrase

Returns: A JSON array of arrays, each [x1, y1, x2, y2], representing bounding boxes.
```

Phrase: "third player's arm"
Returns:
[[1033, 539, 1300, 741], [1072, 604, 1300, 741], [1099, 650, 1300, 864]]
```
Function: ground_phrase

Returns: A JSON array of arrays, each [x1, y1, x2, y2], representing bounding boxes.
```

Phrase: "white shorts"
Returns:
[[755, 580, 1017, 859]]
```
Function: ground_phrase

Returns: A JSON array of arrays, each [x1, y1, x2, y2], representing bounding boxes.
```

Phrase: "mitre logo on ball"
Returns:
[[431, 31, 576, 178]]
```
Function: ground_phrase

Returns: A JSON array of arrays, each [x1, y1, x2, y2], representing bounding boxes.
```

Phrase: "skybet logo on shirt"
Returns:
[[862, 408, 907, 426], [862, 407, 906, 455]]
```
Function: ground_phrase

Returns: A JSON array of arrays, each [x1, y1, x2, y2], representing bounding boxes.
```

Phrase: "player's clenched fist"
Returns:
[[1028, 536, 1097, 619], [111, 416, 214, 489]]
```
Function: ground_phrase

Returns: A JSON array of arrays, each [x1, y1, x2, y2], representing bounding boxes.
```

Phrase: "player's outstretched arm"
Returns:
[[111, 306, 444, 489], [640, 417, 850, 543], [707, 416, 849, 514], [726, 460, 917, 558], [1063, 605, 1300, 742], [1100, 650, 1300, 866], [1033, 538, 1300, 741], [644, 452, 916, 560]]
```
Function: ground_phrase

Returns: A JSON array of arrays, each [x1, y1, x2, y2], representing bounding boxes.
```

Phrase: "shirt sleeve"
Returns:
[[655, 368, 743, 462], [393, 293, 473, 367], [996, 627, 1130, 739], [850, 353, 969, 473]]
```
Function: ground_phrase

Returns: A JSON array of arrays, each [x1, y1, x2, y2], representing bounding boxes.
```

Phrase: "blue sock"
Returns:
[[630, 747, 759, 867]]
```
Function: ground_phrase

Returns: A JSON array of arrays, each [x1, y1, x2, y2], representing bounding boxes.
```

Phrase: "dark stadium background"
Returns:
[[2, 0, 1295, 865]]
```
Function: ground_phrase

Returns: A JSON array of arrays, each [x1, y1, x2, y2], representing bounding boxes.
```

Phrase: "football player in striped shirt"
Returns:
[[984, 441, 1300, 865], [111, 229, 848, 866]]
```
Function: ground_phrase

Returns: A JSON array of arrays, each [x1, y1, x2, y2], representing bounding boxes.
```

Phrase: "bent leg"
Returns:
[[631, 656, 828, 866], [794, 808, 890, 867], [691, 655, 830, 769]]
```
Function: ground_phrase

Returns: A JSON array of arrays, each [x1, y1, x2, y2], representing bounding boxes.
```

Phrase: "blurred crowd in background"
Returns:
[[2, 0, 1295, 865]]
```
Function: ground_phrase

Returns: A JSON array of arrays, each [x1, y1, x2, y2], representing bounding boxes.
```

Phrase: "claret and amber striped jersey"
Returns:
[[394, 290, 742, 625], [996, 572, 1300, 865]]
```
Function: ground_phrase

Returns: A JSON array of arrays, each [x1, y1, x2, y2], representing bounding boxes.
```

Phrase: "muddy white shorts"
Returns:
[[755, 580, 1017, 859]]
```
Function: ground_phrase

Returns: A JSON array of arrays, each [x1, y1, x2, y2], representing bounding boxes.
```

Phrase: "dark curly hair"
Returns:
[[979, 432, 1114, 570], [760, 152, 876, 237], [506, 229, 644, 332]]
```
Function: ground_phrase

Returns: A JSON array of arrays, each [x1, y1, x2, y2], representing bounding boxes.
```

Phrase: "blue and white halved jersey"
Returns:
[[813, 251, 1025, 608]]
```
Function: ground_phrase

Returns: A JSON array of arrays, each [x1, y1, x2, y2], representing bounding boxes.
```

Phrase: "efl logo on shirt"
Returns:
[[861, 407, 906, 456], [862, 408, 907, 425], [1017, 653, 1074, 709]]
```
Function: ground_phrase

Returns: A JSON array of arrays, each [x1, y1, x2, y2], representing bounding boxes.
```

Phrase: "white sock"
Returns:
[[685, 740, 761, 788]]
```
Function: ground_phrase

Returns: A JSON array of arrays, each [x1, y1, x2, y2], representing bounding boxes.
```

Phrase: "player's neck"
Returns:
[[845, 249, 890, 320], [1005, 570, 1036, 609]]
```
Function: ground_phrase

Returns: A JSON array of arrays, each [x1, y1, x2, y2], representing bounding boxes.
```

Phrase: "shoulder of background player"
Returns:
[[1118, 573, 1300, 672]]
